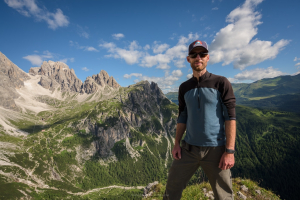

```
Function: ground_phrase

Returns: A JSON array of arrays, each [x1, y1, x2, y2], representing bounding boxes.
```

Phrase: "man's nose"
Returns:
[[196, 54, 202, 59]]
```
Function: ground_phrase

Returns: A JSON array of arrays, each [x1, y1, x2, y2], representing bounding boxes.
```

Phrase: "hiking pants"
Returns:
[[163, 140, 233, 200]]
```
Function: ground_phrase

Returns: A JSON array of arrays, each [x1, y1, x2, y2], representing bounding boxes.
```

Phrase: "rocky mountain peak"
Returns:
[[29, 61, 83, 92], [91, 70, 120, 88], [82, 70, 120, 94], [0, 52, 30, 111], [0, 52, 30, 88]]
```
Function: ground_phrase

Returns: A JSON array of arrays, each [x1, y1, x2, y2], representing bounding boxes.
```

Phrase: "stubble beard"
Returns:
[[191, 62, 207, 72]]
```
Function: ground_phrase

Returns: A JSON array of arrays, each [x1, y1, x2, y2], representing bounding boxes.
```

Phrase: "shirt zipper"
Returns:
[[197, 80, 200, 109]]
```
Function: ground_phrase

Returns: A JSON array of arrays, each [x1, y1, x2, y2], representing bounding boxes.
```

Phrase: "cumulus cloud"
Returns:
[[112, 33, 125, 40], [70, 41, 98, 52], [23, 55, 43, 66], [231, 66, 286, 82], [295, 63, 300, 66], [5, 0, 69, 30], [100, 41, 143, 65], [153, 42, 170, 54], [186, 73, 193, 79], [23, 50, 54, 65], [100, 33, 200, 70], [81, 67, 89, 72], [23, 51, 73, 66], [85, 47, 98, 52], [294, 57, 300, 62], [144, 44, 150, 50], [123, 73, 142, 79], [209, 0, 290, 70]]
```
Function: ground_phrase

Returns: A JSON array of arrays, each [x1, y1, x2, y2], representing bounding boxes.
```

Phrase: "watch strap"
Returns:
[[225, 148, 235, 154]]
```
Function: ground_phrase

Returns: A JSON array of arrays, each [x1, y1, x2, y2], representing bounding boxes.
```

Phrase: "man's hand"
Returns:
[[172, 143, 182, 160], [218, 152, 235, 170]]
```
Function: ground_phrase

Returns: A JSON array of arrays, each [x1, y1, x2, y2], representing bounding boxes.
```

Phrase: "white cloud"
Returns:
[[144, 45, 150, 50], [123, 73, 142, 79], [172, 70, 183, 77], [85, 47, 98, 52], [23, 51, 74, 66], [294, 57, 300, 62], [232, 66, 286, 81], [23, 55, 43, 66], [23, 51, 54, 65], [153, 42, 170, 54], [186, 73, 193, 79], [5, 0, 69, 30], [292, 70, 300, 76], [209, 0, 290, 70], [212, 7, 219, 10], [295, 62, 300, 66], [228, 78, 238, 83], [82, 67, 89, 72], [100, 32, 199, 69], [100, 41, 143, 65], [112, 33, 125, 40]]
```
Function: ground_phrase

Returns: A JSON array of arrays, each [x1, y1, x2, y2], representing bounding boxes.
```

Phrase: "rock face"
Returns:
[[30, 63, 120, 94], [0, 52, 30, 110], [30, 61, 83, 92], [89, 80, 176, 157], [82, 70, 120, 94]]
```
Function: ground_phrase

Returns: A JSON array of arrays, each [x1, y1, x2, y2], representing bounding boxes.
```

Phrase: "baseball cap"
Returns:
[[188, 40, 209, 54]]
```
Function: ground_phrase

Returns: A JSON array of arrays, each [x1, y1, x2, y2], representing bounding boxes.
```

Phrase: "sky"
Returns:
[[1, 0, 300, 93]]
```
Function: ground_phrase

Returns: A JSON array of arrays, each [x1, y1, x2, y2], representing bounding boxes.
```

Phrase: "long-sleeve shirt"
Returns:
[[177, 71, 236, 147]]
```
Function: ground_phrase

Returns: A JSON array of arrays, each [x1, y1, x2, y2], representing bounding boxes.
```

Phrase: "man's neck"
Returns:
[[193, 68, 207, 81]]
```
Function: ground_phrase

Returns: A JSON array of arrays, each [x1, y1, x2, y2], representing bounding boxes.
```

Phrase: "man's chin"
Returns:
[[192, 67, 205, 72]]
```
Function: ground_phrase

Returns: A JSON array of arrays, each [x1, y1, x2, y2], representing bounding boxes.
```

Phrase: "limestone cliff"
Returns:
[[30, 61, 83, 92], [0, 52, 30, 110]]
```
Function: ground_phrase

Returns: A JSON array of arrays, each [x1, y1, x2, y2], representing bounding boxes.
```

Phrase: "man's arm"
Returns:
[[172, 123, 186, 160], [218, 120, 236, 170]]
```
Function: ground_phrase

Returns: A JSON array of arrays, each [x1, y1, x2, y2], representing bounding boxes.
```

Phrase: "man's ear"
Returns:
[[187, 56, 191, 63], [207, 54, 210, 61]]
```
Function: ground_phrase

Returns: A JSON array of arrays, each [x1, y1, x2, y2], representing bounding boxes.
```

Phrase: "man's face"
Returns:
[[187, 47, 209, 72]]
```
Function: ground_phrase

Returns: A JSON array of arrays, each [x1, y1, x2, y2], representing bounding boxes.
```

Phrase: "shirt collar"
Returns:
[[192, 71, 209, 82]]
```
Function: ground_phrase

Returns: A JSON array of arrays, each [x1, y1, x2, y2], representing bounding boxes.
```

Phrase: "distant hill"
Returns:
[[164, 92, 178, 105], [165, 74, 300, 113], [232, 74, 300, 98]]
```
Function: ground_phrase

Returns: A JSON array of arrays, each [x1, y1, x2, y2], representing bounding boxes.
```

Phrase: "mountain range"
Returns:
[[0, 51, 299, 199]]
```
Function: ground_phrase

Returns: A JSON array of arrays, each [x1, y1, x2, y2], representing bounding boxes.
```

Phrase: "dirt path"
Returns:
[[70, 185, 145, 196]]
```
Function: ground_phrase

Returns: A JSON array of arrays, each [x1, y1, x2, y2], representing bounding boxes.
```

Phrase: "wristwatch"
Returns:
[[225, 148, 235, 154]]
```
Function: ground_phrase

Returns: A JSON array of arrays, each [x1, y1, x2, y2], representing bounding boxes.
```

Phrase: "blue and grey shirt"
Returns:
[[177, 71, 236, 147]]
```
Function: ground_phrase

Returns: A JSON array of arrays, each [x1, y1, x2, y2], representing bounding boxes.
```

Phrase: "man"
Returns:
[[163, 40, 236, 200]]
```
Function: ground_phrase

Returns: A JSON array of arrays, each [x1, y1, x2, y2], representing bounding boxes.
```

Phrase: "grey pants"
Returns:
[[163, 141, 233, 200]]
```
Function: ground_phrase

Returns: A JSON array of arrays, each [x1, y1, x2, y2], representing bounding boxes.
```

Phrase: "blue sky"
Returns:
[[1, 0, 300, 93]]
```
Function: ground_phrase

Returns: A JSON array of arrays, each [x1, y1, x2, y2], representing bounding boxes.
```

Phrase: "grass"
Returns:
[[143, 178, 280, 200], [0, 132, 22, 143]]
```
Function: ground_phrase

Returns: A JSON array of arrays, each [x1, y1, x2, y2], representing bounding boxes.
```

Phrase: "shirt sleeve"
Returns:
[[177, 85, 187, 124], [219, 77, 236, 120]]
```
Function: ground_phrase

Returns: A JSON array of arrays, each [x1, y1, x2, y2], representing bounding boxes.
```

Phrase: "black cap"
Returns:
[[188, 40, 209, 54]]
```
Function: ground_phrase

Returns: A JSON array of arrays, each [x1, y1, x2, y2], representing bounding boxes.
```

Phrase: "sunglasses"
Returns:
[[189, 52, 208, 58]]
